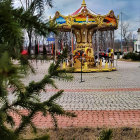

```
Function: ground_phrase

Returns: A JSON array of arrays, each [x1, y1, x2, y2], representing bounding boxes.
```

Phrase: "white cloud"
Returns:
[[13, 0, 140, 40]]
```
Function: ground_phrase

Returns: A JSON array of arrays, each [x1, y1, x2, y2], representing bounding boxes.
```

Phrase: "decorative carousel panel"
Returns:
[[73, 14, 96, 23], [56, 16, 66, 24], [103, 10, 117, 26], [103, 16, 117, 26]]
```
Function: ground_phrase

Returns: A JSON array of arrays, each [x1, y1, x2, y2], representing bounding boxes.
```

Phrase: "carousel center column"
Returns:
[[73, 26, 95, 69]]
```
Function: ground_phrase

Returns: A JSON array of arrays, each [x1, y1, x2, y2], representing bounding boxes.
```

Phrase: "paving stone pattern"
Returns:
[[23, 60, 140, 111], [11, 60, 140, 128]]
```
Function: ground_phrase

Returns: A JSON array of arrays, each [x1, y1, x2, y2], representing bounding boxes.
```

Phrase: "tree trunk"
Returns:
[[27, 30, 32, 55]]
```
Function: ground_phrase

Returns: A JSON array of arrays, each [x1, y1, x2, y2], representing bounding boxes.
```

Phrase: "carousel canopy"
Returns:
[[52, 0, 119, 31]]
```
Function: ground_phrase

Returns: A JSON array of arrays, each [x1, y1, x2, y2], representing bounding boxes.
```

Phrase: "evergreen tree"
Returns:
[[0, 0, 76, 139]]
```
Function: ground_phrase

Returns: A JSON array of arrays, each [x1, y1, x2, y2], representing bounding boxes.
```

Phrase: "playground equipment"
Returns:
[[52, 0, 119, 72]]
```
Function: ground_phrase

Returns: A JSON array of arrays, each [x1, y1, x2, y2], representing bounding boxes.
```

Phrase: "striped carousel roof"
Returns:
[[71, 0, 98, 16]]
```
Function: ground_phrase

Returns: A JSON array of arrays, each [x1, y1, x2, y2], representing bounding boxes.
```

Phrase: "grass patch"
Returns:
[[20, 127, 140, 140]]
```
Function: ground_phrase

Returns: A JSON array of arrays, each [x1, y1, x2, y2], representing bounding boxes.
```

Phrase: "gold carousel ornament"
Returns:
[[52, 0, 119, 72]]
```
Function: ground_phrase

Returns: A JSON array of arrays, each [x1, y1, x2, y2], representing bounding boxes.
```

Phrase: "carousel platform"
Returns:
[[73, 67, 116, 72], [62, 62, 117, 73]]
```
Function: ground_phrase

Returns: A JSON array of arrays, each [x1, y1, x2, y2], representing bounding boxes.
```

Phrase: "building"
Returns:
[[134, 28, 140, 53]]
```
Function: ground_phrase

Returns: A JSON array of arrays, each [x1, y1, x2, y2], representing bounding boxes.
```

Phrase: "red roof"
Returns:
[[71, 7, 82, 16]]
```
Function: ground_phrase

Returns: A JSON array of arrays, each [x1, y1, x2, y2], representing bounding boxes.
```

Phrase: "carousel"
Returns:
[[52, 0, 119, 72]]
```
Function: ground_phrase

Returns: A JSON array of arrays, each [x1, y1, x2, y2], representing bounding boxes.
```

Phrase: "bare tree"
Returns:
[[121, 23, 133, 46], [120, 23, 134, 52]]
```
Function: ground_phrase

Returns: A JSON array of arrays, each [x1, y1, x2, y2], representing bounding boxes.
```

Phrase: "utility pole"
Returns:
[[120, 12, 123, 53]]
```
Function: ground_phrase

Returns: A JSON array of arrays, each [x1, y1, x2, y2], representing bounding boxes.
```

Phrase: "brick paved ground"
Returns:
[[11, 110, 140, 128], [11, 60, 140, 128]]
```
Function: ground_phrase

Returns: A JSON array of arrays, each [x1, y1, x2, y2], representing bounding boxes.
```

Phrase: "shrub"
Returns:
[[123, 52, 140, 61], [99, 129, 113, 140]]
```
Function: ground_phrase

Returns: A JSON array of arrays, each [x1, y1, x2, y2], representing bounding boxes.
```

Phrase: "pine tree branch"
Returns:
[[51, 113, 58, 129], [48, 90, 63, 102], [15, 110, 35, 135]]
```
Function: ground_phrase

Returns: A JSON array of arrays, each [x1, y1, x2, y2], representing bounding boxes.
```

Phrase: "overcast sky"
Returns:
[[14, 0, 140, 39], [44, 0, 140, 38]]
